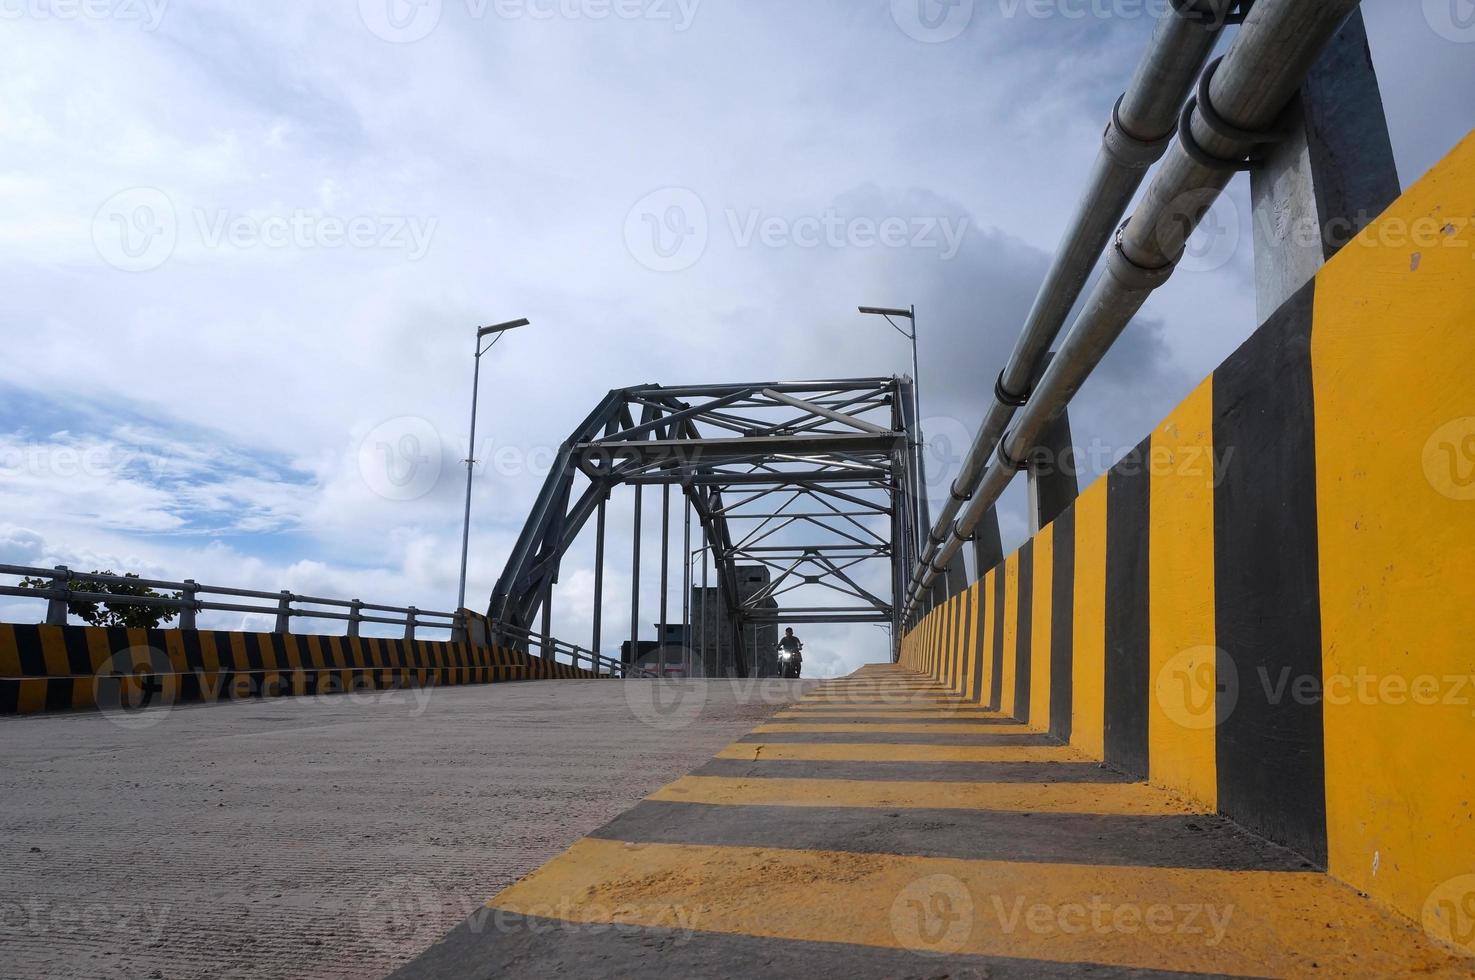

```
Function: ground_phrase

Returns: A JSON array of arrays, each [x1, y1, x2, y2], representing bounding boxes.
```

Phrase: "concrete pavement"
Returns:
[[0, 677, 811, 978]]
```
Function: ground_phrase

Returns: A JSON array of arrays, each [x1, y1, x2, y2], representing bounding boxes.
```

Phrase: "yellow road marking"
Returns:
[[717, 743, 1078, 764], [753, 722, 1038, 736], [773, 710, 1012, 720], [650, 775, 1197, 816], [488, 838, 1455, 978]]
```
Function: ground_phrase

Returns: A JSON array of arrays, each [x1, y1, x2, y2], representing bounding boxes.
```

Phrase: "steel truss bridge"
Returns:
[[488, 378, 928, 676]]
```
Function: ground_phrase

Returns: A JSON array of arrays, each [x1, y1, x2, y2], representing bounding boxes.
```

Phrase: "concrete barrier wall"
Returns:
[[902, 131, 1475, 946], [0, 623, 602, 715]]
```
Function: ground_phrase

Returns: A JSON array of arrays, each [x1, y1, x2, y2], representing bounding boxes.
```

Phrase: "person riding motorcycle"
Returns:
[[777, 628, 803, 678]]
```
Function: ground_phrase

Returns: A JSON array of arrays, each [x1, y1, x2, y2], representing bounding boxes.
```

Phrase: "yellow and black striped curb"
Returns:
[[904, 132, 1475, 945], [0, 623, 601, 715]]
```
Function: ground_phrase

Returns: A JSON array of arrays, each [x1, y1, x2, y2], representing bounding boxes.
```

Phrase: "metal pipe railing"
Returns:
[[490, 622, 659, 678], [908, 0, 1361, 615], [0, 563, 462, 639], [904, 0, 1242, 608]]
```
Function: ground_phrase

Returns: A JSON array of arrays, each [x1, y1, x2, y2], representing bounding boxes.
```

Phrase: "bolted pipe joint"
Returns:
[[1102, 95, 1177, 170]]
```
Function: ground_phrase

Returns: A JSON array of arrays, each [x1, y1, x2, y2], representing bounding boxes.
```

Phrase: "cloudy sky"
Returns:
[[1, 0, 1470, 677]]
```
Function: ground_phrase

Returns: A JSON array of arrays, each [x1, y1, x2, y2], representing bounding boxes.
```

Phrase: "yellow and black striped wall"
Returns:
[[902, 131, 1475, 934], [0, 622, 602, 715]]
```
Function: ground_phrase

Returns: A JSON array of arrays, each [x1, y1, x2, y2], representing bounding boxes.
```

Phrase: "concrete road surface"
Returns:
[[0, 677, 812, 978]]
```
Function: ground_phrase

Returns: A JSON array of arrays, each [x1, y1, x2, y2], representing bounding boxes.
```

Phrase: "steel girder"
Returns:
[[488, 377, 922, 672]]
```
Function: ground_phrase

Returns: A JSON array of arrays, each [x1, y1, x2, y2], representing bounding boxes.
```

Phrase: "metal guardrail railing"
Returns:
[[0, 562, 659, 679], [903, 0, 1364, 622], [491, 622, 659, 679], [0, 563, 461, 640]]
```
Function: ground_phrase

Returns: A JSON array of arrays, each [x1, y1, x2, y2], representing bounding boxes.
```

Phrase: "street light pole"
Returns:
[[859, 303, 931, 531], [457, 318, 531, 616]]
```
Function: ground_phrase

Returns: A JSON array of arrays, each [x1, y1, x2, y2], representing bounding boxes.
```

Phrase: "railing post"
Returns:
[[180, 579, 199, 631], [404, 607, 418, 642], [45, 565, 70, 626], [348, 600, 363, 638], [274, 591, 293, 634]]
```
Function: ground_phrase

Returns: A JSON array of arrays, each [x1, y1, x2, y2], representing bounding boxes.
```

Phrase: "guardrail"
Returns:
[[904, 0, 1368, 622], [0, 563, 463, 640], [0, 562, 662, 679], [491, 622, 659, 679]]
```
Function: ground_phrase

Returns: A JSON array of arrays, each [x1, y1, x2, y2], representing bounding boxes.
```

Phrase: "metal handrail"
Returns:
[[0, 562, 462, 640], [490, 622, 660, 679], [904, 0, 1362, 620]]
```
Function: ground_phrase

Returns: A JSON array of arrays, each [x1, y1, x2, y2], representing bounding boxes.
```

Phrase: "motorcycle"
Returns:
[[777, 646, 803, 679]]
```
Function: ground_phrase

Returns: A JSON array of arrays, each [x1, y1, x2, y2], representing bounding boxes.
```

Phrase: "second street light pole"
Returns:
[[457, 317, 531, 619], [859, 304, 931, 562]]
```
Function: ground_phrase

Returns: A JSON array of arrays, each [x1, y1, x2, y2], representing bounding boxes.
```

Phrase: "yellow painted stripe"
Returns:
[[753, 722, 1037, 736], [651, 775, 1200, 816], [487, 838, 1451, 978], [1313, 132, 1475, 936], [717, 742, 1081, 764], [1072, 476, 1108, 760], [1029, 528, 1054, 730], [979, 567, 995, 708], [1000, 553, 1018, 718], [773, 710, 1013, 720], [1147, 378, 1219, 810], [39, 627, 70, 678]]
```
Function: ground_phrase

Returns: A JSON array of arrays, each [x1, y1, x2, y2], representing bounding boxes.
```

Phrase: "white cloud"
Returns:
[[0, 0, 1467, 677]]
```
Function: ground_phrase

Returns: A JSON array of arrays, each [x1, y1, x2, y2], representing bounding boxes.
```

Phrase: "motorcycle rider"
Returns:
[[777, 628, 803, 678]]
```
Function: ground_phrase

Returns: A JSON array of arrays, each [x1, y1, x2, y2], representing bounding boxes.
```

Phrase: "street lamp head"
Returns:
[[478, 318, 531, 338], [859, 306, 913, 319]]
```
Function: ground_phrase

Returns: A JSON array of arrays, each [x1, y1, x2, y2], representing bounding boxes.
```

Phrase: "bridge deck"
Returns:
[[401, 665, 1468, 978], [0, 679, 808, 978]]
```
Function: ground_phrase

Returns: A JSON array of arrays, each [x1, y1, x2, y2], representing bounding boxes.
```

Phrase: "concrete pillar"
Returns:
[[1250, 8, 1399, 323]]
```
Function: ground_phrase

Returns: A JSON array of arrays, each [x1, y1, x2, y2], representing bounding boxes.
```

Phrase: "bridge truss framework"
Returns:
[[489, 378, 925, 676]]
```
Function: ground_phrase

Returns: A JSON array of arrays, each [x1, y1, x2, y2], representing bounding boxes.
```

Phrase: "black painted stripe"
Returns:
[[1212, 278, 1328, 868], [394, 910, 1232, 980], [1015, 541, 1034, 723], [44, 677, 73, 712], [737, 732, 1058, 747], [692, 758, 1135, 784], [0, 679, 18, 714], [1050, 505, 1076, 743], [181, 629, 206, 672], [13, 625, 45, 676], [588, 800, 1309, 872], [990, 569, 1005, 711], [1104, 438, 1151, 778], [241, 632, 267, 672], [62, 627, 92, 675]]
